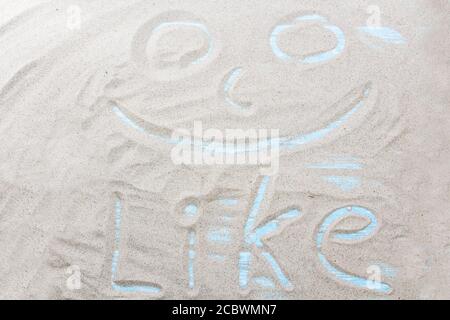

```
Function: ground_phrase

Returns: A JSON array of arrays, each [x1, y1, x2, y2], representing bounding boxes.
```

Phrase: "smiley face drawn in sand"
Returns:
[[110, 11, 381, 155], [105, 10, 407, 298]]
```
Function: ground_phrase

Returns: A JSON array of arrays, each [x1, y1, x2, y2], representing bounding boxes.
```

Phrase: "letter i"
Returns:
[[188, 230, 196, 292], [180, 200, 201, 296]]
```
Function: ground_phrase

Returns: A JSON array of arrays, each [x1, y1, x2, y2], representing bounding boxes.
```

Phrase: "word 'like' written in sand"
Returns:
[[109, 176, 393, 296]]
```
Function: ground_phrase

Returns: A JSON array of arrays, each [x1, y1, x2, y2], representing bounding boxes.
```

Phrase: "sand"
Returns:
[[0, 0, 449, 299]]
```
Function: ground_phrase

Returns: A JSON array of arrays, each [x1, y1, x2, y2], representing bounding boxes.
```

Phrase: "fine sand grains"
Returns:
[[0, 0, 449, 299]]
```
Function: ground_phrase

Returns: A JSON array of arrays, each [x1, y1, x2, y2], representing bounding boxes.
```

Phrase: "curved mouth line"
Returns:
[[112, 81, 372, 154]]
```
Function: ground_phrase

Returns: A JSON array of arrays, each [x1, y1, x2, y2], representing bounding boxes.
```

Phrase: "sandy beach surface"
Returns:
[[0, 0, 449, 299]]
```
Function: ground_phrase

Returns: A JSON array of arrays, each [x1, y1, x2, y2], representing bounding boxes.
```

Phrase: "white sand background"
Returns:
[[0, 0, 449, 299]]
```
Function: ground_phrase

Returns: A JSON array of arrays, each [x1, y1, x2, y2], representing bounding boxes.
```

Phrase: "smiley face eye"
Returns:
[[147, 21, 213, 69], [270, 14, 346, 64], [130, 11, 216, 81]]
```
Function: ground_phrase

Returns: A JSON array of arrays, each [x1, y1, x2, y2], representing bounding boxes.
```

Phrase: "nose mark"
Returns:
[[221, 67, 257, 116]]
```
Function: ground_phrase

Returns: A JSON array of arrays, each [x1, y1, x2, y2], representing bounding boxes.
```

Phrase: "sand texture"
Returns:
[[0, 0, 449, 299]]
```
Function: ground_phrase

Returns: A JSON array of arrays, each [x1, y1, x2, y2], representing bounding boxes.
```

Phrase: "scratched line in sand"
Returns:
[[111, 198, 161, 294], [113, 84, 371, 153]]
